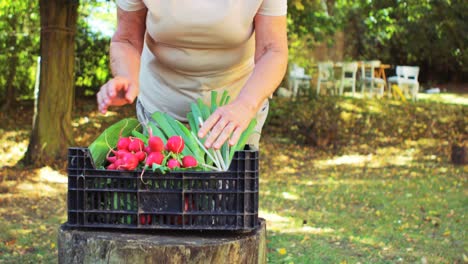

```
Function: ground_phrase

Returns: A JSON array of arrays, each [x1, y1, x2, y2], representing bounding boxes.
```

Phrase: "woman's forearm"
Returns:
[[109, 41, 142, 87], [235, 15, 288, 113], [96, 7, 147, 113], [109, 7, 147, 86], [235, 47, 288, 112]]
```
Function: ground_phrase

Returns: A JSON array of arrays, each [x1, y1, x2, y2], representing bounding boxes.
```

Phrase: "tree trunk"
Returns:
[[24, 0, 78, 166], [58, 219, 267, 264]]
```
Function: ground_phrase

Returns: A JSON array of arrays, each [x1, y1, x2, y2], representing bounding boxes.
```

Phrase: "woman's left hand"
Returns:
[[198, 98, 258, 149]]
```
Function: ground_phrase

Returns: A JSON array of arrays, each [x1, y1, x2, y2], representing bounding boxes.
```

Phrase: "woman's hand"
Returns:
[[97, 76, 139, 114], [198, 98, 258, 149]]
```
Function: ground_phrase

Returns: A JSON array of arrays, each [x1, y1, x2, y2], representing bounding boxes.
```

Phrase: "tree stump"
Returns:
[[58, 219, 266, 264]]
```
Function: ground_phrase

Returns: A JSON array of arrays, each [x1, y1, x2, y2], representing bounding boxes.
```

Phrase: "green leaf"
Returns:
[[187, 112, 199, 136], [219, 90, 229, 106], [230, 118, 257, 161], [197, 98, 211, 121], [210, 90, 218, 113], [147, 122, 167, 143], [158, 112, 197, 157], [89, 118, 140, 167], [174, 119, 205, 164], [190, 102, 203, 129], [151, 111, 178, 138], [131, 130, 148, 145], [221, 95, 231, 106]]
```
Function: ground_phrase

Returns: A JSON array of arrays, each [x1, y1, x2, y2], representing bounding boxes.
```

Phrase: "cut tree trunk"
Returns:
[[58, 219, 267, 264], [25, 0, 77, 166]]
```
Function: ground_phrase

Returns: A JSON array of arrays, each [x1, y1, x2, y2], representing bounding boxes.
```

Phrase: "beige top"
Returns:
[[116, 0, 287, 121]]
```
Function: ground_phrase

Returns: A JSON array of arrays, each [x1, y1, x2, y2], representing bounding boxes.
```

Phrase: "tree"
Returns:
[[0, 1, 39, 110], [24, 0, 78, 166], [286, 0, 341, 70], [75, 2, 112, 98], [337, 0, 468, 82]]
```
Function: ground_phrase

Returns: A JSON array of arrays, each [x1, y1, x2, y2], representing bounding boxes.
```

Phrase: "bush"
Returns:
[[265, 96, 467, 152]]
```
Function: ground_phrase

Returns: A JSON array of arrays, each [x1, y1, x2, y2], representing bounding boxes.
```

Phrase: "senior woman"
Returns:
[[97, 0, 288, 150]]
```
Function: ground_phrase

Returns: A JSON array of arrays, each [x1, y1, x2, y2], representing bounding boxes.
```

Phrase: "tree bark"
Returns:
[[24, 0, 78, 166], [58, 219, 267, 264]]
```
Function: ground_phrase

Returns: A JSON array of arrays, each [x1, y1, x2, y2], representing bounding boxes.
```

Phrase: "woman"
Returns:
[[97, 0, 288, 150]]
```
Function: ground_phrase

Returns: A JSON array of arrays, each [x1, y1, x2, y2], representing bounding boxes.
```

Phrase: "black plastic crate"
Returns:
[[66, 147, 259, 231]]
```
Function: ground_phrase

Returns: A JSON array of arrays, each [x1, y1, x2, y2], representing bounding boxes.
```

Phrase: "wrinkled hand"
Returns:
[[198, 99, 257, 149], [97, 76, 139, 114]]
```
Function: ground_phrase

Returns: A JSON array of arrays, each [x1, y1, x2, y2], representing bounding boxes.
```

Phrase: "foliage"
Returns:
[[287, 0, 468, 83], [0, 1, 112, 104], [287, 0, 340, 70], [336, 0, 468, 82], [75, 1, 112, 97], [0, 1, 40, 103], [266, 96, 467, 151]]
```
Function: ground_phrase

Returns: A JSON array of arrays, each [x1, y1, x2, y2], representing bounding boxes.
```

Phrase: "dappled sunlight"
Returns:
[[260, 209, 335, 236], [1, 166, 67, 200], [312, 142, 443, 169], [72, 116, 101, 130], [276, 165, 298, 174], [281, 191, 299, 200], [315, 154, 373, 166], [418, 93, 468, 105], [365, 100, 385, 114], [259, 210, 294, 232], [337, 98, 388, 114], [338, 101, 365, 113], [259, 210, 335, 235], [0, 130, 29, 167], [280, 226, 335, 234], [314, 152, 414, 168], [302, 178, 387, 187], [101, 110, 120, 117], [16, 182, 60, 195], [38, 166, 68, 184]]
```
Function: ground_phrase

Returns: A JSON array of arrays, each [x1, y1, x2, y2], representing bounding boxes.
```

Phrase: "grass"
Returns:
[[0, 95, 466, 263], [259, 137, 466, 263]]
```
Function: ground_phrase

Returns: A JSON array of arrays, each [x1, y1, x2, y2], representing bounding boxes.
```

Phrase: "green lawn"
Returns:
[[0, 95, 466, 263], [259, 137, 466, 263]]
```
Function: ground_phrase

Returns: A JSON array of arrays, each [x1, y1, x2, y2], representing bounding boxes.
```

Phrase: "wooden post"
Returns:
[[58, 219, 267, 264]]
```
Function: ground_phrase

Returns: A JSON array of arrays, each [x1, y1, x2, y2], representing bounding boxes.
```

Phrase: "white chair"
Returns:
[[360, 60, 385, 97], [276, 87, 293, 98], [316, 61, 336, 95], [338, 62, 358, 96], [289, 64, 312, 98], [387, 66, 420, 101]]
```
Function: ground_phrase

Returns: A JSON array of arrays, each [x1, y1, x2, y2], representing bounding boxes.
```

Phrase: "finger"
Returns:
[[198, 112, 220, 138], [204, 118, 229, 148], [213, 122, 236, 149], [97, 91, 103, 112], [109, 78, 129, 98], [105, 81, 116, 98], [229, 126, 244, 146], [97, 90, 108, 114], [125, 84, 138, 103]]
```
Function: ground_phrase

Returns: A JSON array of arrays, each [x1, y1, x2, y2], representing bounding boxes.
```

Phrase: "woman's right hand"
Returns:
[[97, 76, 139, 114]]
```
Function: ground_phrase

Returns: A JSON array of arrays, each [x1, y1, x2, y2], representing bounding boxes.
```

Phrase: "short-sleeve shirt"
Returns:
[[116, 0, 287, 121]]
